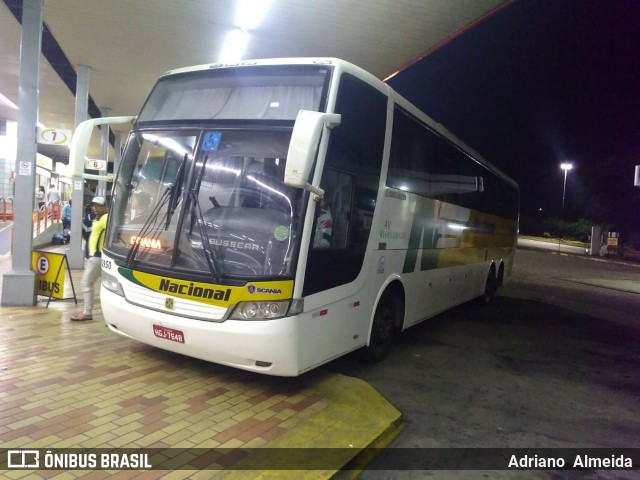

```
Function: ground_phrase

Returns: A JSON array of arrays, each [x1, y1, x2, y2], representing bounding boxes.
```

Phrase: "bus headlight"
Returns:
[[229, 301, 290, 320], [102, 271, 125, 297]]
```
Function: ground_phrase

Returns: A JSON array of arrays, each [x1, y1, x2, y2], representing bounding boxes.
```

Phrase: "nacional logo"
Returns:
[[158, 278, 231, 302]]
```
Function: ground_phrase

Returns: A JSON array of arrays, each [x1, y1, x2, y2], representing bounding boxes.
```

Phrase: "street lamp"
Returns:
[[560, 162, 573, 210], [558, 162, 573, 252]]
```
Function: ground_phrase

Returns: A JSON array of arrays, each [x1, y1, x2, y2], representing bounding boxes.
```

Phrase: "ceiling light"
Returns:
[[236, 0, 271, 31], [219, 29, 249, 63], [217, 0, 271, 63], [0, 92, 19, 110]]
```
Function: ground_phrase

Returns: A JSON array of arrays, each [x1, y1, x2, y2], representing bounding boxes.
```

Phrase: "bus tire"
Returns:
[[361, 291, 398, 363], [478, 266, 498, 305]]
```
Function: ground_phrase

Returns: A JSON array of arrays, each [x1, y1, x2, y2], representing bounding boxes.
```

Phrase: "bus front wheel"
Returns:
[[361, 292, 397, 363]]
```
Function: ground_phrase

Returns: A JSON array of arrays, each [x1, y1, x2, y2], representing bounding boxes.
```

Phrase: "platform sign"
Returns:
[[86, 159, 106, 171], [31, 250, 77, 306], [38, 127, 72, 147]]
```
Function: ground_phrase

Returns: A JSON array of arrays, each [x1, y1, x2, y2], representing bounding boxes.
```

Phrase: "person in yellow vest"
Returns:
[[70, 196, 108, 321]]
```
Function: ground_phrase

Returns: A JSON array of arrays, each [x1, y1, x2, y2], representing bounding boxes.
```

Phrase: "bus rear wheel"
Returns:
[[479, 267, 498, 305], [361, 292, 397, 363]]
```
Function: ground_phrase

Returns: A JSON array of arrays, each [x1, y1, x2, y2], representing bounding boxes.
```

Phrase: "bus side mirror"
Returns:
[[284, 110, 341, 198], [69, 116, 137, 179]]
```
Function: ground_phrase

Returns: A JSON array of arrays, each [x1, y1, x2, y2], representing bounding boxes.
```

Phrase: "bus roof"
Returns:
[[159, 57, 517, 190], [163, 57, 360, 77]]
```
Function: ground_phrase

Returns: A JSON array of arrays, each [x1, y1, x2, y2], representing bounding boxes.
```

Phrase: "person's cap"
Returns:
[[91, 196, 106, 206]]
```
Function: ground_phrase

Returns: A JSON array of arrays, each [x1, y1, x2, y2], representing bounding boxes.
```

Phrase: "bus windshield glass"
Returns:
[[106, 129, 303, 280], [138, 65, 331, 122]]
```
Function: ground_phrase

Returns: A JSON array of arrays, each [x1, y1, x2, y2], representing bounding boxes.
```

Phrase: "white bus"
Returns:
[[71, 58, 518, 376]]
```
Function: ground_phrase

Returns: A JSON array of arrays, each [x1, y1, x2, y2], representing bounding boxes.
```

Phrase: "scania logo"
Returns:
[[246, 285, 283, 295], [165, 297, 174, 310]]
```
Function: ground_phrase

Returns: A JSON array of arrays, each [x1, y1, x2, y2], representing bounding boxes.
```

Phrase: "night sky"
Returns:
[[387, 0, 640, 236]]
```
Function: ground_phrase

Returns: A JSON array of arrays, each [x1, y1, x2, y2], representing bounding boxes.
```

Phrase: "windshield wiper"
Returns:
[[125, 153, 189, 267], [187, 191, 222, 283], [187, 160, 223, 282], [165, 153, 188, 229], [124, 187, 172, 266]]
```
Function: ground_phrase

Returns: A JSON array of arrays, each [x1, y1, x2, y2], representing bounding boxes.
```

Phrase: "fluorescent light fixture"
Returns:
[[218, 0, 271, 63], [383, 71, 400, 82], [236, 0, 271, 30], [0, 92, 19, 110], [219, 29, 249, 63]]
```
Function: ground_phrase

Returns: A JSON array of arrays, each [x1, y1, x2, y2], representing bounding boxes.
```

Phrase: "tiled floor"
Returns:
[[0, 250, 402, 479]]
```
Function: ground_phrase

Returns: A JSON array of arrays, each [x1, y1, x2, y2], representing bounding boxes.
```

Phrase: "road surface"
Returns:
[[327, 248, 640, 479]]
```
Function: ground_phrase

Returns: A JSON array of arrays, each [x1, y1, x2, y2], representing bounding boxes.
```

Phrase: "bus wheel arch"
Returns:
[[360, 280, 405, 364]]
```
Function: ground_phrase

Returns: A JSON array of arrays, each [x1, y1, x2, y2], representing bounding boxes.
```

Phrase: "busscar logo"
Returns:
[[8, 450, 39, 468], [165, 297, 174, 310]]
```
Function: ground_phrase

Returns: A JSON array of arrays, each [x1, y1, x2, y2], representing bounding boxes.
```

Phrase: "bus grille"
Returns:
[[123, 282, 228, 322]]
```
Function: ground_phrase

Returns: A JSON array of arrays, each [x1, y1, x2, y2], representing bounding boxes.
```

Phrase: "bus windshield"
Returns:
[[138, 65, 331, 122], [106, 129, 303, 280]]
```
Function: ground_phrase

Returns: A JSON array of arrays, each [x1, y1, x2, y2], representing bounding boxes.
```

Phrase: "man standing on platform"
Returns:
[[61, 199, 72, 230], [70, 197, 108, 321], [46, 182, 60, 205]]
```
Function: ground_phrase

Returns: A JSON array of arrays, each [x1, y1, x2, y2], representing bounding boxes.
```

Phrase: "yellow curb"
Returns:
[[216, 370, 403, 479]]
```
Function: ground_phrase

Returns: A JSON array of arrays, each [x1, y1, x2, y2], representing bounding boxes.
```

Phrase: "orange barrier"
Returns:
[[0, 197, 13, 221], [32, 201, 63, 235]]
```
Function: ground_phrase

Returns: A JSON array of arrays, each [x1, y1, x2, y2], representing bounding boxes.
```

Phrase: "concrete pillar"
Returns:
[[67, 65, 90, 270], [96, 107, 110, 197], [1, 0, 43, 306]]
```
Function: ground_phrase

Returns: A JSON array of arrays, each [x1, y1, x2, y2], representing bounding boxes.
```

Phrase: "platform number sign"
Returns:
[[85, 159, 106, 170], [38, 128, 72, 146]]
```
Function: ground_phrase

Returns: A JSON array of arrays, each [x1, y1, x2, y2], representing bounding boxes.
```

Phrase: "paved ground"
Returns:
[[2, 236, 640, 478], [327, 249, 640, 479], [0, 221, 11, 255], [0, 243, 402, 479]]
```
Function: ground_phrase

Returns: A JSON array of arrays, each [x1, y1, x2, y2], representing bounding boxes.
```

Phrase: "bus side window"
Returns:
[[312, 167, 354, 250], [303, 72, 385, 296]]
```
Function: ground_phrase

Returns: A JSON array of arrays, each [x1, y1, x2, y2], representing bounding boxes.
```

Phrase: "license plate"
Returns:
[[153, 325, 185, 343]]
